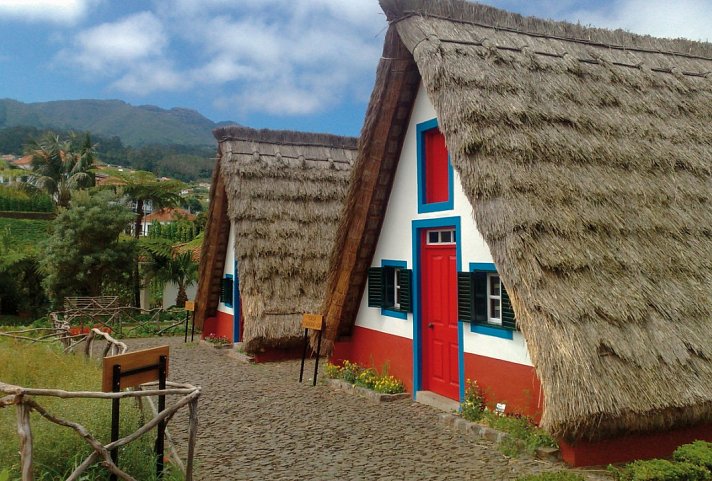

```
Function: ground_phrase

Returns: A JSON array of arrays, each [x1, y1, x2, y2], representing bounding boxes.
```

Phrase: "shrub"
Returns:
[[461, 379, 485, 422], [517, 471, 585, 481], [611, 459, 711, 481], [324, 361, 406, 394], [673, 441, 712, 472]]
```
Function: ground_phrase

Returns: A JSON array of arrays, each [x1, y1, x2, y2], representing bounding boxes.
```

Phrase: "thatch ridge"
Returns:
[[219, 128, 355, 353], [381, 0, 712, 59], [213, 126, 358, 150]]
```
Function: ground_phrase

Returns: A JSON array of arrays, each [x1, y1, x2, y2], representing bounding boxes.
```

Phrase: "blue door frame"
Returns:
[[411, 216, 465, 402], [233, 258, 241, 343]]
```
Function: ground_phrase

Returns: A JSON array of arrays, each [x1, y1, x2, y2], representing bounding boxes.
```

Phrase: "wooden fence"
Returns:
[[0, 327, 201, 481]]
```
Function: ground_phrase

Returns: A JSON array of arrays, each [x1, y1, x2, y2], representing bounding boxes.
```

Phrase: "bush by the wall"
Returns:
[[673, 441, 712, 472], [611, 459, 711, 481]]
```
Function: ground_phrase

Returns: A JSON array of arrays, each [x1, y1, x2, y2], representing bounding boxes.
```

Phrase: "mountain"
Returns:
[[0, 99, 233, 146]]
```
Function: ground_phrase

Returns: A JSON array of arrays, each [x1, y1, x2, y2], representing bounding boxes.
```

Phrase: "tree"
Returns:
[[39, 191, 135, 307], [140, 239, 198, 307], [26, 132, 96, 207], [97, 168, 184, 307]]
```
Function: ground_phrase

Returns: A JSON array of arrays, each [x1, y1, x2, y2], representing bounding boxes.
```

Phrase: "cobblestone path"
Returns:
[[127, 337, 611, 481]]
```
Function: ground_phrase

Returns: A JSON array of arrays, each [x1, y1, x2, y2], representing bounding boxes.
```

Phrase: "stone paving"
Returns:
[[127, 337, 612, 481]]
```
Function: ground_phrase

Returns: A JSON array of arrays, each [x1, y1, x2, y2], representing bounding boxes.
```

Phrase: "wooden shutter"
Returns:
[[473, 271, 488, 324], [398, 269, 413, 313], [457, 272, 474, 321], [367, 267, 384, 308], [501, 283, 517, 330], [220, 277, 233, 306]]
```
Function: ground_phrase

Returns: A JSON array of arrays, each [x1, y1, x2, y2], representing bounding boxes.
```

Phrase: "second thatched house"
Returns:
[[321, 0, 712, 467], [195, 126, 355, 360]]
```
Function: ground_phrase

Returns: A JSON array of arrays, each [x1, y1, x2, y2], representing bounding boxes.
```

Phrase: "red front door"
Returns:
[[420, 229, 459, 400]]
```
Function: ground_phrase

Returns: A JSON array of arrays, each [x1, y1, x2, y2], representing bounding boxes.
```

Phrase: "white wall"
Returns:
[[162, 281, 198, 309], [353, 82, 531, 367], [217, 221, 235, 315]]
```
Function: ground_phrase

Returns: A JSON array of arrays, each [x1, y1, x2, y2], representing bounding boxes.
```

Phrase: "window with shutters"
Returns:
[[220, 274, 233, 308], [417, 118, 453, 213], [457, 263, 516, 339], [367, 260, 412, 319]]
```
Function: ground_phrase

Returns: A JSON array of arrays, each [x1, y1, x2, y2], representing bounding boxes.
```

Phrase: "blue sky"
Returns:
[[0, 0, 710, 137]]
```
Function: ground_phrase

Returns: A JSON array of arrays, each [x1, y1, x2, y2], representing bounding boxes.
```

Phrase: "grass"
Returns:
[[0, 217, 51, 252], [0, 338, 182, 480]]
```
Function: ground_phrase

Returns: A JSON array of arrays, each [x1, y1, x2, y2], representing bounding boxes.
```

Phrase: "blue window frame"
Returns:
[[416, 118, 454, 213], [468, 262, 513, 340], [381, 259, 408, 319]]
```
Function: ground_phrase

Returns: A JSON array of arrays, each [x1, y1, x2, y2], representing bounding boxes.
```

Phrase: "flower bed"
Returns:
[[456, 379, 558, 458], [324, 361, 408, 402]]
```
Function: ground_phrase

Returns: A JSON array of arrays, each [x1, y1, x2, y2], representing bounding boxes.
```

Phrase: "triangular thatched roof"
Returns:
[[196, 126, 355, 353], [323, 0, 712, 442]]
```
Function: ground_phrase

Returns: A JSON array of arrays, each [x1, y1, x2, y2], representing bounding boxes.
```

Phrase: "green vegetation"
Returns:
[[325, 360, 406, 394], [517, 472, 586, 481], [0, 338, 181, 480], [673, 441, 712, 472], [0, 185, 53, 212], [0, 98, 218, 147], [25, 132, 96, 207], [0, 218, 50, 316], [610, 459, 710, 481], [459, 379, 557, 456], [148, 219, 201, 242], [39, 191, 135, 307]]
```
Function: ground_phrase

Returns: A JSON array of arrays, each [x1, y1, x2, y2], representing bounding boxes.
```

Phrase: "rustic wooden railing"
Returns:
[[0, 379, 200, 481], [0, 327, 200, 480]]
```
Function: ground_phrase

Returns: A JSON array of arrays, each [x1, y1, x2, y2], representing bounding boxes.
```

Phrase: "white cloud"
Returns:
[[569, 0, 712, 42], [67, 12, 167, 72], [111, 61, 185, 95], [0, 0, 98, 23], [177, 0, 384, 115]]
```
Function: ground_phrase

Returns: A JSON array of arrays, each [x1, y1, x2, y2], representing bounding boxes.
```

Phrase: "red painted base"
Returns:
[[331, 326, 414, 393], [201, 310, 233, 341], [560, 423, 712, 467], [252, 345, 304, 363], [463, 353, 542, 422]]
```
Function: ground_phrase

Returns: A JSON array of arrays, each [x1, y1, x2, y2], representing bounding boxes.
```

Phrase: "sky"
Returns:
[[0, 0, 711, 137]]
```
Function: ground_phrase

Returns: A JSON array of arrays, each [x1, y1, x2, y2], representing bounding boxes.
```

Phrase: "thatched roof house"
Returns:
[[322, 0, 712, 462], [196, 126, 355, 355]]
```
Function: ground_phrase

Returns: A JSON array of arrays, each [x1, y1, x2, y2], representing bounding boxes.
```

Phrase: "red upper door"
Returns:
[[424, 128, 449, 204], [420, 228, 459, 400]]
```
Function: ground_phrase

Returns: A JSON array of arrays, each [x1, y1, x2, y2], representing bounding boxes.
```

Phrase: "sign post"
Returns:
[[184, 300, 196, 343], [103, 346, 170, 480], [299, 314, 324, 387]]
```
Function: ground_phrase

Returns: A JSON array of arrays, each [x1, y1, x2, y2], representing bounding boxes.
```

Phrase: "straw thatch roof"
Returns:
[[196, 126, 355, 353], [324, 0, 712, 442]]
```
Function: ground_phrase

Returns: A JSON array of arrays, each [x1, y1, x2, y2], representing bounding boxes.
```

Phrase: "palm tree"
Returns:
[[26, 132, 96, 207], [97, 169, 184, 307], [141, 239, 198, 307]]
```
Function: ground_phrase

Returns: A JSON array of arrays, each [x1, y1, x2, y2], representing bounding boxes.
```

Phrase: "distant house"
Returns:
[[195, 126, 355, 360], [141, 207, 196, 237], [321, 0, 712, 467]]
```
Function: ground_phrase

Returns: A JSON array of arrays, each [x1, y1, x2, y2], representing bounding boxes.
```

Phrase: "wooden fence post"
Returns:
[[16, 398, 33, 481]]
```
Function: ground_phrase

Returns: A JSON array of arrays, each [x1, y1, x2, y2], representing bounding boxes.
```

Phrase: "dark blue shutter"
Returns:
[[473, 271, 488, 324], [398, 269, 413, 313], [457, 272, 474, 321], [367, 267, 384, 308], [501, 283, 517, 330], [220, 277, 233, 307]]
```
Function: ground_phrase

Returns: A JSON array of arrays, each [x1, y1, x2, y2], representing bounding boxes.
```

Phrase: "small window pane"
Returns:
[[428, 231, 439, 243], [490, 275, 500, 296], [440, 231, 452, 243], [490, 299, 501, 321]]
